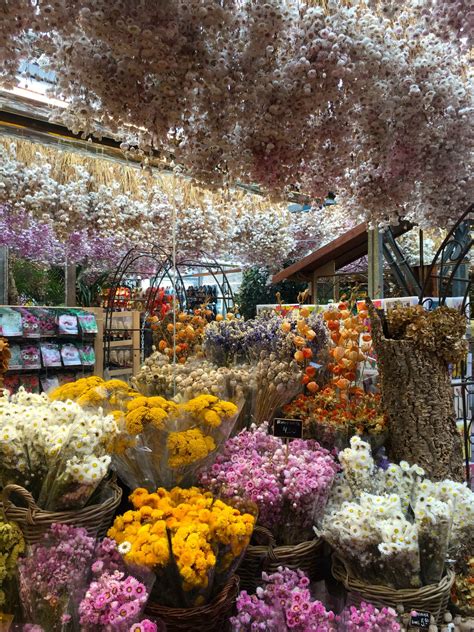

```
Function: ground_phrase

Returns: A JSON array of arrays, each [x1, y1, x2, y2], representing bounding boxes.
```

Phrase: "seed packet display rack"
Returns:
[[0, 305, 104, 391]]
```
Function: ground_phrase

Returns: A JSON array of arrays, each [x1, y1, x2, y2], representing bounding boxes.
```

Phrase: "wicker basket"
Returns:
[[1, 480, 122, 544], [238, 526, 325, 594], [332, 556, 455, 625], [145, 574, 239, 632]]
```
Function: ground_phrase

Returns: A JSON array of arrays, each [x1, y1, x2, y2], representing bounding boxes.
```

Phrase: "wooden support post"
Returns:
[[368, 229, 384, 299], [65, 263, 77, 306], [0, 247, 9, 304]]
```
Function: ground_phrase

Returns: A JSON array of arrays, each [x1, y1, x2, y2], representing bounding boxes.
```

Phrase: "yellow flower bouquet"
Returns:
[[112, 394, 241, 490], [108, 486, 255, 607], [50, 376, 140, 414]]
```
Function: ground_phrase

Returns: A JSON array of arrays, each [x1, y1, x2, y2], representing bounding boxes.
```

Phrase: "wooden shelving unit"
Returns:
[[104, 311, 140, 381]]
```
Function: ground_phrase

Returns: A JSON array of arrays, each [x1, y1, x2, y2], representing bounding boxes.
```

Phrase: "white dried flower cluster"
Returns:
[[0, 387, 118, 493], [133, 350, 255, 402], [415, 478, 474, 553], [0, 141, 337, 267], [0, 1, 471, 229], [323, 436, 473, 587], [322, 491, 422, 587]]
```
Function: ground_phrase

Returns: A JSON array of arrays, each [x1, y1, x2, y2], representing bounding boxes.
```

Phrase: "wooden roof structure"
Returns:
[[272, 222, 411, 283]]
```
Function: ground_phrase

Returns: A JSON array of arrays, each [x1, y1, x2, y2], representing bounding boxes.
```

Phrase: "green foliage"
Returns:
[[236, 266, 307, 319], [76, 266, 111, 307], [12, 259, 65, 305]]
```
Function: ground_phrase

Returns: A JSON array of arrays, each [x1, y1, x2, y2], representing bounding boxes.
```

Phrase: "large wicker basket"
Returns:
[[238, 526, 325, 593], [1, 480, 122, 544], [332, 556, 455, 625], [145, 574, 239, 632]]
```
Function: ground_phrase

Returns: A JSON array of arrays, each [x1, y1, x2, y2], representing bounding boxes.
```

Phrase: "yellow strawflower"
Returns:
[[108, 487, 255, 594]]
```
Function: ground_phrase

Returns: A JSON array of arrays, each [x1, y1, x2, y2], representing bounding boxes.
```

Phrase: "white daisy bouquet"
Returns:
[[320, 436, 471, 588], [0, 388, 118, 510]]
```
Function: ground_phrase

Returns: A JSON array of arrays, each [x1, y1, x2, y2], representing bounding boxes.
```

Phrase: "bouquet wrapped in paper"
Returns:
[[108, 486, 256, 608], [112, 394, 242, 490], [18, 524, 96, 632], [0, 388, 119, 510], [199, 423, 339, 545]]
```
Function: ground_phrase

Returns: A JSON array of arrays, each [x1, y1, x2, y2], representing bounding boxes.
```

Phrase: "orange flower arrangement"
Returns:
[[150, 307, 212, 364], [284, 385, 386, 449], [323, 296, 372, 396], [279, 305, 322, 394]]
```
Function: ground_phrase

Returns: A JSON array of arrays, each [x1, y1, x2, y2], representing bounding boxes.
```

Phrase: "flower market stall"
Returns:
[[0, 0, 472, 630]]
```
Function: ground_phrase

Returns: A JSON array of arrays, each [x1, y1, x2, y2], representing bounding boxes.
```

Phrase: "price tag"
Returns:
[[410, 611, 431, 629], [273, 418, 303, 439]]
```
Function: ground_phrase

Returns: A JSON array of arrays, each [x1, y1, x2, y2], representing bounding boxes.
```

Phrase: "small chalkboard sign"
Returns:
[[273, 418, 303, 439], [410, 611, 430, 629]]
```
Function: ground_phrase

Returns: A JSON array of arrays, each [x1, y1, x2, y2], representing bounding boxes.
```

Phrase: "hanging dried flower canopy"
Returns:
[[0, 0, 472, 230], [0, 138, 351, 269]]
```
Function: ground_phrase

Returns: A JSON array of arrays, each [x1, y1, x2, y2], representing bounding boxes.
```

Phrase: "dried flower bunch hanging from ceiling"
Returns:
[[0, 1, 472, 230], [0, 138, 352, 268]]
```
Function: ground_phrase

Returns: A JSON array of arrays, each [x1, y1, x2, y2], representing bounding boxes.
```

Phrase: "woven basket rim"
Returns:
[[2, 479, 121, 523], [147, 574, 239, 616], [247, 533, 322, 556], [332, 555, 455, 597]]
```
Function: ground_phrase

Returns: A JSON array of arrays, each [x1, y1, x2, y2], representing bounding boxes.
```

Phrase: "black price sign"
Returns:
[[410, 612, 431, 629], [273, 418, 303, 439]]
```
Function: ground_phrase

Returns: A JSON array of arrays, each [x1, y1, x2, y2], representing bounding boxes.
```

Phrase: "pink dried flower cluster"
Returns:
[[199, 424, 338, 543], [78, 570, 149, 631], [0, 1, 471, 229], [231, 567, 335, 631], [231, 567, 400, 631]]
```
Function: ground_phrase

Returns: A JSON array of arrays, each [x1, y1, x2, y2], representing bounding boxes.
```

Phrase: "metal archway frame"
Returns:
[[103, 246, 236, 369]]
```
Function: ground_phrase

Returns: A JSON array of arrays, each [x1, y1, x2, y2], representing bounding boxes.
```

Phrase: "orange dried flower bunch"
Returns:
[[152, 307, 212, 364], [0, 337, 10, 373], [284, 385, 386, 437], [323, 298, 372, 395], [280, 306, 320, 394]]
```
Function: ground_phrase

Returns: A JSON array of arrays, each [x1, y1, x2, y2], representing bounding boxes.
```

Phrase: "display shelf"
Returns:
[[103, 310, 140, 381], [107, 367, 133, 377], [108, 339, 134, 348]]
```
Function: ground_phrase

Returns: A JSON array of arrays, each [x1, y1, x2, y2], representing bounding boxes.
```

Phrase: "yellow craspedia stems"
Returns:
[[167, 428, 216, 468], [50, 376, 140, 411], [108, 487, 255, 592], [181, 395, 238, 428], [49, 375, 105, 401], [125, 396, 177, 435]]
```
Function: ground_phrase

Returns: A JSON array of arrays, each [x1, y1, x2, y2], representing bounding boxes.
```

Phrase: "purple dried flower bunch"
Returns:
[[199, 424, 338, 543], [79, 570, 149, 631], [204, 311, 327, 366], [18, 524, 96, 631]]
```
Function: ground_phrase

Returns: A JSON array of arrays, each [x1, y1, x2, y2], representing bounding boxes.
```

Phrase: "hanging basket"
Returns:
[[1, 480, 122, 545], [145, 575, 239, 632], [238, 526, 325, 594], [332, 556, 455, 625]]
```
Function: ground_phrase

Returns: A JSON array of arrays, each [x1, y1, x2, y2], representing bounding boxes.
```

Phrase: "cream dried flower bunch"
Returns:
[[133, 350, 254, 402], [321, 436, 474, 589], [0, 387, 118, 511]]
